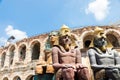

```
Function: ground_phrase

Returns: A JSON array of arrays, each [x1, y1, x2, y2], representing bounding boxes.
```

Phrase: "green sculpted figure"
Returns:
[[45, 31, 59, 73], [45, 31, 59, 51]]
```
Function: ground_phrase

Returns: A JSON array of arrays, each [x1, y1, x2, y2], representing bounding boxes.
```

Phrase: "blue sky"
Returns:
[[0, 0, 120, 46]]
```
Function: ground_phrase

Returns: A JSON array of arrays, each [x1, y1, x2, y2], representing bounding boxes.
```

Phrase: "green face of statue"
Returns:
[[49, 31, 58, 42]]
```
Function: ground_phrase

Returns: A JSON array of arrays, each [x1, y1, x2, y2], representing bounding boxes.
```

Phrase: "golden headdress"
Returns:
[[60, 24, 71, 36], [59, 25, 77, 48], [89, 27, 113, 49]]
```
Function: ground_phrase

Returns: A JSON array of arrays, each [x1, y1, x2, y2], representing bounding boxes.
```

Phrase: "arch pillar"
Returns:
[[25, 47, 32, 64], [13, 48, 19, 66], [4, 51, 10, 68]]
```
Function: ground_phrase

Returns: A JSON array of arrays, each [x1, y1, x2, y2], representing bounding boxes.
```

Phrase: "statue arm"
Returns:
[[88, 49, 97, 66], [88, 49, 107, 70], [114, 50, 120, 66], [52, 47, 64, 69]]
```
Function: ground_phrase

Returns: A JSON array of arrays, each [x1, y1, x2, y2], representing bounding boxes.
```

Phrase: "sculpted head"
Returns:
[[47, 31, 59, 47], [59, 25, 71, 50], [89, 27, 112, 51], [59, 25, 77, 50], [60, 24, 71, 36], [93, 27, 107, 48]]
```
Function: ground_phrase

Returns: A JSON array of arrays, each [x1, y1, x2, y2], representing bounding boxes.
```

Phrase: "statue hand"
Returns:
[[76, 64, 87, 69], [63, 64, 75, 69]]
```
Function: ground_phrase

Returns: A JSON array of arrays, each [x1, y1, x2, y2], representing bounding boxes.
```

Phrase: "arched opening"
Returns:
[[19, 45, 26, 61], [26, 75, 34, 80], [106, 34, 120, 47], [84, 40, 91, 48], [1, 52, 6, 67], [83, 35, 93, 48], [9, 45, 15, 65], [13, 76, 21, 80], [31, 41, 40, 60], [3, 77, 8, 80]]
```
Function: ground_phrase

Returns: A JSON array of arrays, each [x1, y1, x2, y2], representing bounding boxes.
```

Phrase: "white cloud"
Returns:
[[5, 25, 28, 41], [85, 0, 110, 21], [0, 25, 28, 46]]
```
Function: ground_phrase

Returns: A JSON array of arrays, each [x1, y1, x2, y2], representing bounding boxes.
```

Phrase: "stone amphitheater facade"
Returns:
[[1, 25, 120, 80]]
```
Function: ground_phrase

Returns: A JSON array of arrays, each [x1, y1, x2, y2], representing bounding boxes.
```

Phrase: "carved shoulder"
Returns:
[[87, 48, 96, 57], [52, 46, 60, 53]]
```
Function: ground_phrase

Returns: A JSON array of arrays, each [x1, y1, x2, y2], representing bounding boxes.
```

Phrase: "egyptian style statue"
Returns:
[[35, 31, 59, 74], [88, 27, 120, 80], [44, 31, 59, 73], [52, 25, 90, 80], [45, 31, 59, 51]]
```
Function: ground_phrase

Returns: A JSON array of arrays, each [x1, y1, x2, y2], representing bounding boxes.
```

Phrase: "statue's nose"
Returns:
[[101, 37, 106, 41], [66, 39, 68, 42], [66, 36, 69, 41], [101, 34, 106, 38]]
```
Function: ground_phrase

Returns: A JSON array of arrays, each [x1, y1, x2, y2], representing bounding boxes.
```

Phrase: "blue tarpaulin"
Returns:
[[34, 74, 55, 80]]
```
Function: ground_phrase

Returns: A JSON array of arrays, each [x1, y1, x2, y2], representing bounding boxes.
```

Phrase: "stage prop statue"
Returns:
[[88, 27, 120, 80], [35, 31, 59, 74], [45, 31, 59, 73], [52, 25, 90, 80]]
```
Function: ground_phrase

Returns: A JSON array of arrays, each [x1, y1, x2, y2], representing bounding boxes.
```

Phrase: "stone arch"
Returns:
[[80, 30, 94, 48], [1, 52, 6, 67], [29, 39, 41, 60], [70, 33, 80, 48], [3, 77, 8, 80], [13, 76, 21, 80], [25, 75, 34, 80], [8, 44, 15, 65], [18, 43, 27, 61], [105, 29, 120, 47]]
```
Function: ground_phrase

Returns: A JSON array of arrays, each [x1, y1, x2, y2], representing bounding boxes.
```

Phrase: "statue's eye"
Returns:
[[62, 35, 67, 38], [100, 37, 106, 41], [100, 33, 104, 36], [65, 35, 69, 38], [53, 35, 56, 36], [63, 36, 66, 38]]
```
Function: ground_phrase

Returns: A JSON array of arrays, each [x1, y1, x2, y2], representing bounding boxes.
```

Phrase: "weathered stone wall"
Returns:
[[0, 25, 120, 80]]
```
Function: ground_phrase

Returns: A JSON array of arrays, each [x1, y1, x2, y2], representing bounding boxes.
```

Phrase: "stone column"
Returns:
[[12, 48, 19, 66], [4, 51, 9, 68], [25, 47, 32, 64], [39, 43, 46, 65]]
